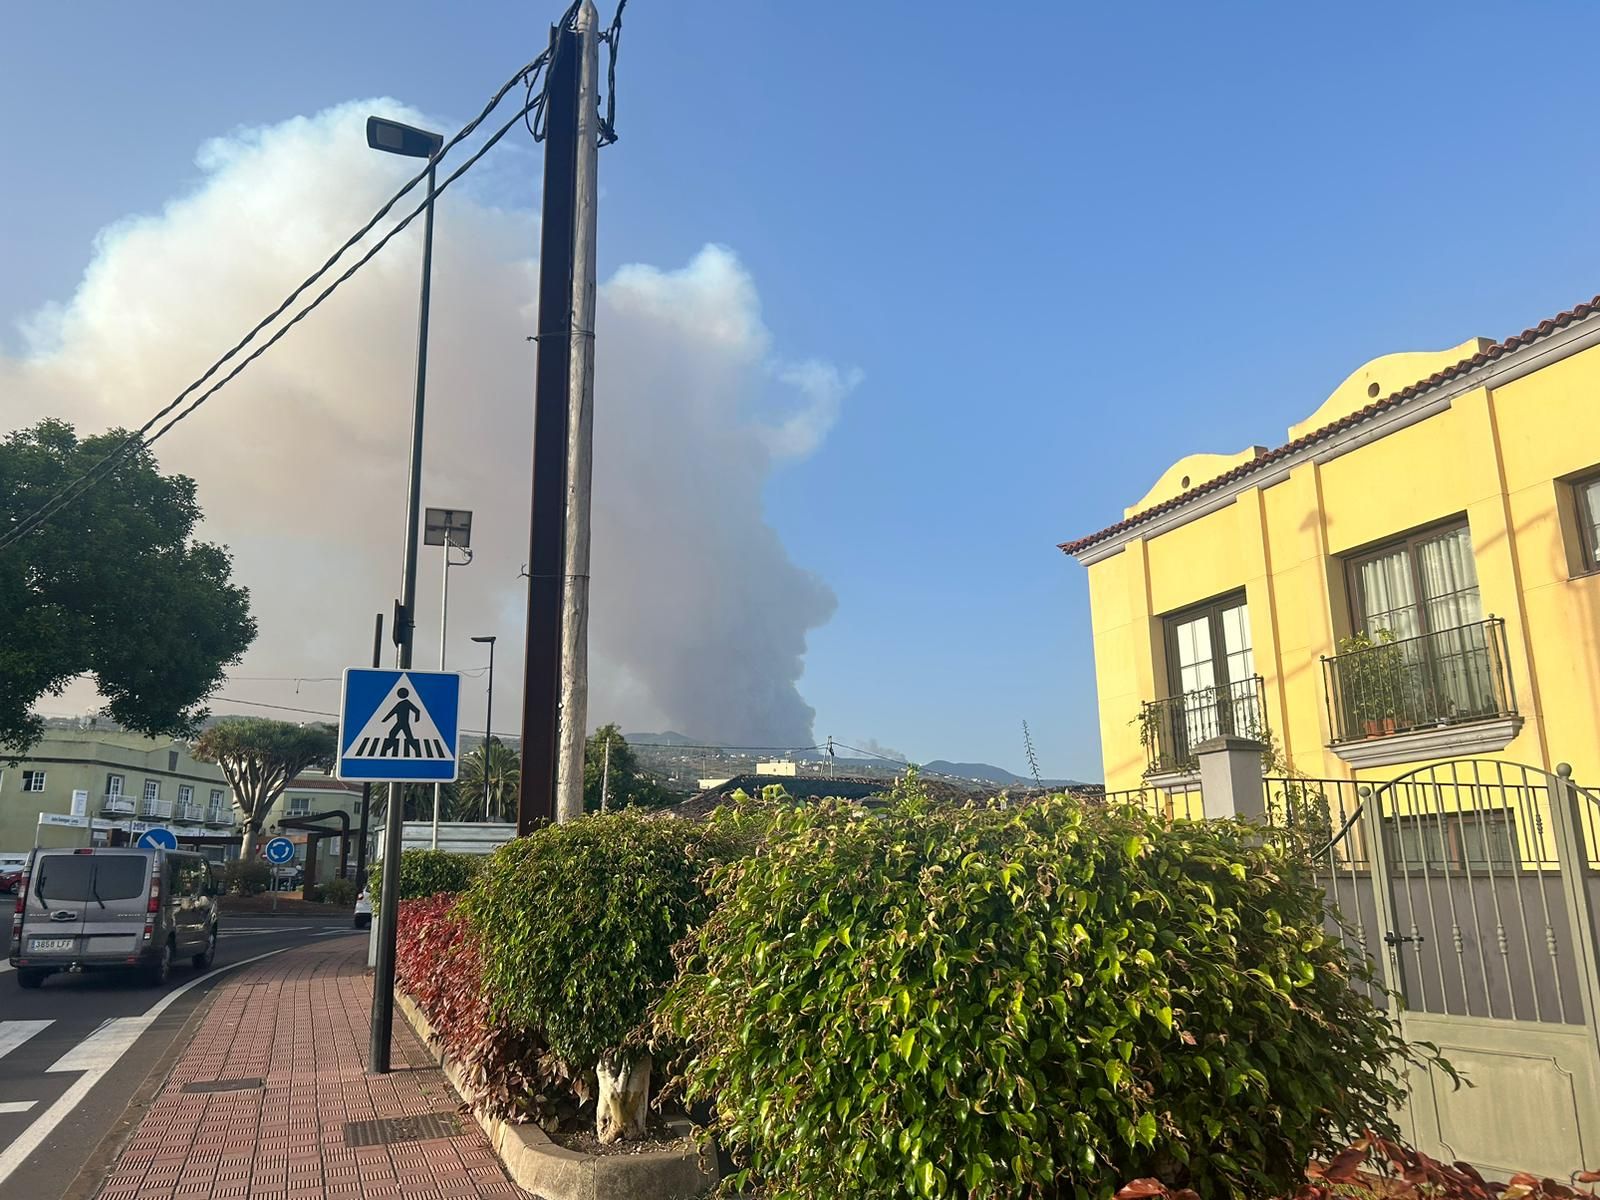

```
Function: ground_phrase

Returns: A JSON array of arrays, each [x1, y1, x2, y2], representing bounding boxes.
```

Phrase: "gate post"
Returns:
[[1543, 764, 1600, 1038], [1195, 735, 1267, 821], [1358, 783, 1405, 1019]]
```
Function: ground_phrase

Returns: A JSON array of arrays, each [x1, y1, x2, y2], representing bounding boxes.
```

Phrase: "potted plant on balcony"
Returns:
[[1336, 630, 1407, 737]]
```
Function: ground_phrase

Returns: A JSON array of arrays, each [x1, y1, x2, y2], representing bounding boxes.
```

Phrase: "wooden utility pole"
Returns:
[[517, 16, 583, 835], [556, 1, 601, 823]]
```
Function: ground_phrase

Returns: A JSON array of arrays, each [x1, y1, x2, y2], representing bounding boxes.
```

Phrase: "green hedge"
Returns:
[[368, 849, 480, 907], [656, 791, 1422, 1200], [224, 857, 272, 896], [459, 811, 723, 1071]]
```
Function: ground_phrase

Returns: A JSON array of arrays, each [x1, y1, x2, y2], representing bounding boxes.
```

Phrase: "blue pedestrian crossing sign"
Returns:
[[337, 668, 461, 783], [137, 827, 178, 851]]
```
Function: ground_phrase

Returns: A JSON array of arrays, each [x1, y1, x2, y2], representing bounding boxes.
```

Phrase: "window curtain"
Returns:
[[1417, 527, 1489, 719], [1356, 549, 1420, 638], [1417, 526, 1482, 630]]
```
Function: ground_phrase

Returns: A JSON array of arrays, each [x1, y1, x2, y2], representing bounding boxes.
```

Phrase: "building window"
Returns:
[[178, 785, 194, 805], [22, 770, 46, 793], [1141, 593, 1264, 774], [1572, 471, 1600, 574], [1337, 520, 1505, 731], [288, 797, 311, 817], [1387, 811, 1516, 873], [168, 749, 179, 771], [210, 788, 224, 807], [144, 779, 161, 802], [1346, 520, 1481, 640], [106, 774, 125, 797]]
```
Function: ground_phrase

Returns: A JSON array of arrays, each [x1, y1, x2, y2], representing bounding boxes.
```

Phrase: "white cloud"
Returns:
[[6, 100, 853, 747]]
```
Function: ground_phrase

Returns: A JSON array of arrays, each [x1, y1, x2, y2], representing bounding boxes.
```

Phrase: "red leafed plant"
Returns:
[[1116, 1133, 1600, 1200], [395, 895, 577, 1126]]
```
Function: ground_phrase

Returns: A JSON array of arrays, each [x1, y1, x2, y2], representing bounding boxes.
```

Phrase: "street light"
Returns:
[[367, 112, 444, 1079], [471, 635, 497, 821], [424, 508, 472, 849]]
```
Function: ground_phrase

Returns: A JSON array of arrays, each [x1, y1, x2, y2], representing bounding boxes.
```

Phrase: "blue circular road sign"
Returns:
[[137, 827, 178, 851], [264, 837, 296, 865]]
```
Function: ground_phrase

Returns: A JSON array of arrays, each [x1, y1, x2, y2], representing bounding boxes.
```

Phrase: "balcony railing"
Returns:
[[205, 807, 232, 827], [102, 794, 135, 815], [142, 798, 173, 819], [175, 802, 207, 823], [1139, 675, 1266, 776], [1322, 617, 1515, 744]]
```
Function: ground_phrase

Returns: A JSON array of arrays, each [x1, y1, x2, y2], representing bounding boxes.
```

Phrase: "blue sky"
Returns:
[[7, 3, 1600, 779]]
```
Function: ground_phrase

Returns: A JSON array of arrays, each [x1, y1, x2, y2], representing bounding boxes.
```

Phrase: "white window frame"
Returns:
[[287, 796, 311, 817], [22, 770, 47, 793], [143, 779, 161, 802]]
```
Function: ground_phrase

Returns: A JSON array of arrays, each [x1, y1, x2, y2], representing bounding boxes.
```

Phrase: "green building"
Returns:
[[1, 721, 236, 856]]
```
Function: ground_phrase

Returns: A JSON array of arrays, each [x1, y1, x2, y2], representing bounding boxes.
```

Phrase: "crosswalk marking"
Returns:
[[0, 1103, 36, 1115], [0, 1022, 51, 1062], [352, 734, 447, 759]]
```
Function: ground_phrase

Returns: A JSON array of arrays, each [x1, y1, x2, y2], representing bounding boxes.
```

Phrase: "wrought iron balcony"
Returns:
[[1321, 617, 1515, 745], [205, 807, 232, 827], [175, 802, 207, 823], [102, 794, 136, 815], [1139, 675, 1266, 777], [142, 798, 173, 819]]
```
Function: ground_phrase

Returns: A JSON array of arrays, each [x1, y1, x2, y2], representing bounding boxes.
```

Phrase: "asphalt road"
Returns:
[[0, 914, 362, 1200]]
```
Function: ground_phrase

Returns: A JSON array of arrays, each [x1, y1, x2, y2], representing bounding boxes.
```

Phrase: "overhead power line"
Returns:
[[0, 0, 628, 555]]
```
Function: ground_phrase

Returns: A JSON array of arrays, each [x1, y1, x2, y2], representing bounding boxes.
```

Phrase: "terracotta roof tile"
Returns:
[[1058, 294, 1600, 557]]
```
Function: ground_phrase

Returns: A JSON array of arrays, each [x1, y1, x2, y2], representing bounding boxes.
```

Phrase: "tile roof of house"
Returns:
[[1058, 293, 1600, 558]]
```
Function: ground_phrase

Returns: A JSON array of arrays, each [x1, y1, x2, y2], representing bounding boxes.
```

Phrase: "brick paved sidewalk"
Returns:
[[95, 939, 524, 1200]]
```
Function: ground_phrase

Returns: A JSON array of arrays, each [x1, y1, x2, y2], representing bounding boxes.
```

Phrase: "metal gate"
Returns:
[[1281, 761, 1600, 1177]]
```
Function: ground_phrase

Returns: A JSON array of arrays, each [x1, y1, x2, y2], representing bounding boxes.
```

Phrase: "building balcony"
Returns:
[[141, 799, 174, 819], [1139, 675, 1266, 778], [102, 795, 136, 815], [1322, 618, 1519, 766], [205, 808, 233, 827], [174, 802, 207, 824]]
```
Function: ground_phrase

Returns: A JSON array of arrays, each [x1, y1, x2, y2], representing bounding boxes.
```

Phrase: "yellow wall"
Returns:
[[1082, 340, 1600, 792]]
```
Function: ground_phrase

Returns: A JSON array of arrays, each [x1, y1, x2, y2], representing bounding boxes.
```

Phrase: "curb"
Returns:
[[395, 991, 718, 1200], [59, 973, 225, 1200]]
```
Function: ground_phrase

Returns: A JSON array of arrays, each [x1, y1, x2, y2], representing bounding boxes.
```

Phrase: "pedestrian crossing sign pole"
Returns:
[[337, 669, 461, 783]]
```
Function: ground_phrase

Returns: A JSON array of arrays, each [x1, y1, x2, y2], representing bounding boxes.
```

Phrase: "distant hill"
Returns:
[[920, 760, 1085, 788], [624, 731, 700, 747]]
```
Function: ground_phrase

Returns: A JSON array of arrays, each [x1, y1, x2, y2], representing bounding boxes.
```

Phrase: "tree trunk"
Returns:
[[595, 1051, 652, 1143], [239, 824, 260, 861]]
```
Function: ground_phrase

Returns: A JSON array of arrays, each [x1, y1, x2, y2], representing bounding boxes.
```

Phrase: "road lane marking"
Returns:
[[0, 946, 291, 1187], [0, 1103, 36, 1115], [219, 926, 315, 937], [0, 1022, 51, 1061]]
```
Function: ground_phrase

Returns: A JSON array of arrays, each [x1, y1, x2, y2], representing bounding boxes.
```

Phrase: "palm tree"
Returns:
[[455, 738, 521, 822]]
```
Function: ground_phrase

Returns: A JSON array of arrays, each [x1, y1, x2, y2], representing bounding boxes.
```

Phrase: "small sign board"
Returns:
[[336, 669, 460, 783], [137, 827, 178, 851], [39, 813, 89, 829], [71, 790, 88, 817], [264, 837, 296, 865]]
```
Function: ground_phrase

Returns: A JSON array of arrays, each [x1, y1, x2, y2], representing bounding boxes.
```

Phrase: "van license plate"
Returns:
[[29, 937, 74, 952]]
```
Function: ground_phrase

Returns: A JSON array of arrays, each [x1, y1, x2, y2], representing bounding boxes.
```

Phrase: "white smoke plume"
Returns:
[[4, 100, 851, 747]]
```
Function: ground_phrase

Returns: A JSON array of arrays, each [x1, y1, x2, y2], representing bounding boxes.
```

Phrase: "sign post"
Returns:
[[337, 666, 461, 1073]]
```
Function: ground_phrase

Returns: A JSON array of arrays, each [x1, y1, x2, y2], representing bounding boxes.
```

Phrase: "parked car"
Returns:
[[353, 887, 372, 930], [1, 866, 22, 894], [10, 847, 219, 988]]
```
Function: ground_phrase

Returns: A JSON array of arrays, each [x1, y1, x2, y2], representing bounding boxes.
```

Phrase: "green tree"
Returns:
[[0, 419, 256, 755], [583, 724, 671, 812], [193, 718, 336, 858], [455, 738, 520, 821]]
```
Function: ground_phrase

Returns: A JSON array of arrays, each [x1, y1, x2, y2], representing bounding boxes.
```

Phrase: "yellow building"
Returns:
[[1060, 293, 1600, 796]]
